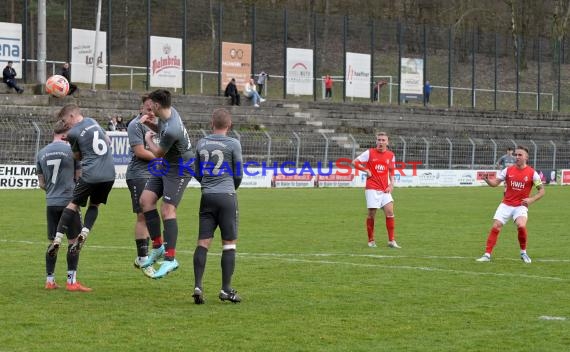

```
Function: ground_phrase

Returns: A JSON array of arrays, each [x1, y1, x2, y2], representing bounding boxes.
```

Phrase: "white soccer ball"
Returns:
[[45, 75, 70, 98]]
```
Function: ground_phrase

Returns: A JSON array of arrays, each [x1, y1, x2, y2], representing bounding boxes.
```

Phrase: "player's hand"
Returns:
[[385, 184, 393, 193], [140, 113, 155, 126], [365, 170, 372, 178], [521, 197, 532, 206], [145, 130, 156, 142]]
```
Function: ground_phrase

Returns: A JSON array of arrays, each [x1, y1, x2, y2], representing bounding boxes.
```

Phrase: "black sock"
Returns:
[[135, 238, 149, 257], [56, 208, 76, 234], [83, 205, 99, 230], [163, 218, 178, 254], [221, 249, 236, 292], [67, 245, 79, 271], [193, 246, 208, 289], [46, 244, 57, 275], [143, 210, 162, 242]]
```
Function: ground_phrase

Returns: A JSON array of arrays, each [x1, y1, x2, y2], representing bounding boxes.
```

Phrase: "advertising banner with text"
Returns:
[[286, 48, 313, 96], [0, 22, 22, 76], [221, 42, 252, 92], [71, 28, 107, 84], [345, 52, 371, 98], [150, 36, 182, 88]]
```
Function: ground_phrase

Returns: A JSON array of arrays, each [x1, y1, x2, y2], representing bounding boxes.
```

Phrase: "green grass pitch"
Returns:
[[1, 187, 569, 351]]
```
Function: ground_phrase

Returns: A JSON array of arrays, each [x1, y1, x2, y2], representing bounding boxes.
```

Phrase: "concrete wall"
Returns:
[[1, 89, 569, 140]]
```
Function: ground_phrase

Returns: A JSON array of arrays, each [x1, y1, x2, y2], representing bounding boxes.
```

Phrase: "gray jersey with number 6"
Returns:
[[66, 117, 116, 183]]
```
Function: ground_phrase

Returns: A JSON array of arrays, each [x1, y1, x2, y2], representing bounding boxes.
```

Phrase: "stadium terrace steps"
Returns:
[[2, 89, 570, 140]]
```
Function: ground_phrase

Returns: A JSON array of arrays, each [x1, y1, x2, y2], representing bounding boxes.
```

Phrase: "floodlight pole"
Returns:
[[91, 0, 102, 90], [37, 0, 47, 84]]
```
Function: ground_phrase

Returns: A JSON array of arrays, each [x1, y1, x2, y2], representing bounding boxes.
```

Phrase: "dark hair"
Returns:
[[506, 147, 513, 151], [212, 108, 232, 129], [7, 60, 13, 64], [141, 94, 150, 103], [148, 89, 171, 108], [516, 145, 529, 154]]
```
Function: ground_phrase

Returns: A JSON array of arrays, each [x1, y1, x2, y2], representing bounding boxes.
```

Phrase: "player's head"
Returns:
[[7, 61, 13, 67], [514, 145, 529, 166], [506, 147, 514, 154], [139, 94, 151, 113], [148, 89, 171, 110], [376, 131, 389, 151], [52, 120, 69, 138], [211, 108, 232, 131], [63, 62, 69, 69], [57, 104, 82, 128]]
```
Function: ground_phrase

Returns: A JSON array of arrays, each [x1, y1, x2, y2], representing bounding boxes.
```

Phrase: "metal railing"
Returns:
[[2, 118, 567, 172]]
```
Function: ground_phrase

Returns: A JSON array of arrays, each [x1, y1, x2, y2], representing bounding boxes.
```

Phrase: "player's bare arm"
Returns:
[[522, 184, 545, 206], [351, 159, 372, 177], [483, 174, 502, 187], [132, 144, 157, 161], [144, 130, 165, 158], [38, 174, 46, 190], [73, 151, 82, 161]]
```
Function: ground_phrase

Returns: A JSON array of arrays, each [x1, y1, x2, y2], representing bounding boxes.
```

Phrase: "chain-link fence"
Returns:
[[3, 1, 570, 112], [3, 119, 569, 171]]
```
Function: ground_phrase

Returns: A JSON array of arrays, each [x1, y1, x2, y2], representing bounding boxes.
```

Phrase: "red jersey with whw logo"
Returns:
[[356, 148, 395, 191], [499, 165, 541, 207]]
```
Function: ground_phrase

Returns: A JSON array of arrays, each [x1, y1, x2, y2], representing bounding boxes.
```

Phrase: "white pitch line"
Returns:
[[242, 254, 569, 282], [1, 239, 569, 281], [538, 316, 567, 321]]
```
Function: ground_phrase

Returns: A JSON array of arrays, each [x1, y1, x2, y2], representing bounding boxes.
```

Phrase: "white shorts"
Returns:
[[365, 189, 394, 209], [493, 203, 528, 225]]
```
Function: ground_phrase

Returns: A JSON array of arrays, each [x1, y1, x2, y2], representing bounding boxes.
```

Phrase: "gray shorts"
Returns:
[[46, 206, 82, 241], [144, 174, 191, 207], [198, 193, 238, 241], [127, 178, 148, 213]]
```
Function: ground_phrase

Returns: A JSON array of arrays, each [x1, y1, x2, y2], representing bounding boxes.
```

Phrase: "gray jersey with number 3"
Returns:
[[67, 117, 116, 183]]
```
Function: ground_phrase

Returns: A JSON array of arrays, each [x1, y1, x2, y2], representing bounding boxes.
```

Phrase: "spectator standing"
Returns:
[[256, 71, 268, 96], [2, 61, 24, 94], [324, 75, 333, 99], [424, 80, 432, 105]]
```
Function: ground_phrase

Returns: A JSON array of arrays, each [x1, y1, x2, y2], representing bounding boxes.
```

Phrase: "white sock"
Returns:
[[46, 275, 55, 284], [521, 250, 527, 254], [53, 232, 64, 244], [67, 271, 76, 284], [81, 227, 90, 237]]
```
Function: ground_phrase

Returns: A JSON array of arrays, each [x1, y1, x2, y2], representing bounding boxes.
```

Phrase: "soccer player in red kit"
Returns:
[[352, 132, 401, 249], [476, 146, 545, 263]]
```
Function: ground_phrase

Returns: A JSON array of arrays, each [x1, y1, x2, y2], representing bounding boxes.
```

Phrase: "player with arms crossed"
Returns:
[[192, 108, 243, 304], [138, 89, 193, 279], [37, 121, 87, 291], [352, 132, 401, 249], [127, 95, 157, 277], [476, 146, 545, 263]]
